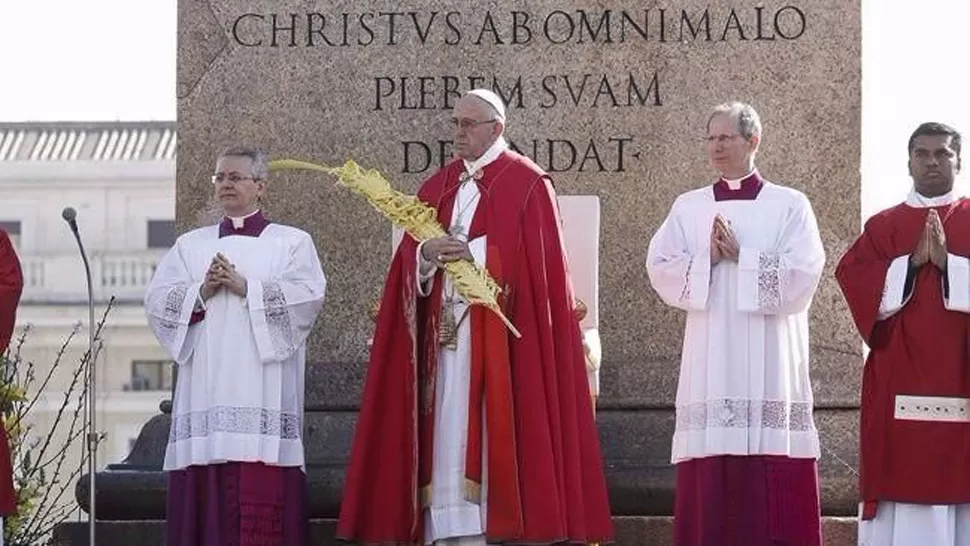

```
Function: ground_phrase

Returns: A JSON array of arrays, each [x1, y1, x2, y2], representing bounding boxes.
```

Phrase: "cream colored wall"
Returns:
[[1, 154, 175, 489]]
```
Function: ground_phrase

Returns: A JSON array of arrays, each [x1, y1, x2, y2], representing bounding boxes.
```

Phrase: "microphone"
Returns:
[[62, 206, 98, 546], [61, 207, 78, 233]]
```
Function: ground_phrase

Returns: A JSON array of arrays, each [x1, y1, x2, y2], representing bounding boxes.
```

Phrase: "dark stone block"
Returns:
[[51, 516, 858, 546], [75, 470, 168, 521], [52, 520, 166, 546], [304, 356, 863, 411], [81, 406, 859, 519]]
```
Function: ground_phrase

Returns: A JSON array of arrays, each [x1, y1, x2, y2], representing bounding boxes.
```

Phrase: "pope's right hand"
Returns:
[[421, 237, 473, 265]]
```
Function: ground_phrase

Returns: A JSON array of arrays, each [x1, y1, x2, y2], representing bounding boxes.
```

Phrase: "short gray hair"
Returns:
[[708, 102, 762, 141], [219, 146, 269, 180]]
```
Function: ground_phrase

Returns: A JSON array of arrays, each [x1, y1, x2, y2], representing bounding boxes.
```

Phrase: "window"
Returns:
[[129, 359, 174, 391], [0, 221, 21, 249], [146, 220, 175, 249]]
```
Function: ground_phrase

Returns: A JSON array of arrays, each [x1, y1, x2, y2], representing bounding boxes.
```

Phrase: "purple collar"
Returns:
[[712, 171, 764, 201], [218, 210, 270, 238]]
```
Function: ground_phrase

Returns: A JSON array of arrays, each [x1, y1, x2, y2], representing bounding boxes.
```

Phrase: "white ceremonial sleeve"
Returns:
[[415, 240, 437, 297], [876, 255, 913, 320], [467, 236, 486, 269], [416, 236, 486, 297], [944, 253, 970, 313], [583, 328, 601, 396], [144, 239, 204, 365], [248, 233, 327, 364], [737, 194, 825, 315], [646, 208, 711, 312]]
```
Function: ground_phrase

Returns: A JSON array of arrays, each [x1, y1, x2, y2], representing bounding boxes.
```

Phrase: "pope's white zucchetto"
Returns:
[[466, 89, 506, 122]]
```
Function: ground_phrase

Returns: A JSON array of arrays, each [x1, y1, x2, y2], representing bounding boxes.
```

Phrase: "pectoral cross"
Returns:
[[449, 224, 467, 240], [458, 169, 484, 184], [439, 167, 480, 350]]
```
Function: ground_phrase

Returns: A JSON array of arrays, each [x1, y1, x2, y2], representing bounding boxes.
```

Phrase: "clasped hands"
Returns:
[[911, 209, 948, 272], [200, 253, 247, 300], [710, 214, 740, 264], [421, 236, 473, 267]]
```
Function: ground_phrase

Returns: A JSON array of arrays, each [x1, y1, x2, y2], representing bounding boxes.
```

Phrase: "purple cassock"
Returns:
[[673, 171, 822, 546], [675, 455, 821, 546], [167, 211, 310, 546]]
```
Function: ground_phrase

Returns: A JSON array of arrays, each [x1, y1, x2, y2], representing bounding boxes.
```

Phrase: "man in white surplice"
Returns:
[[646, 102, 826, 546], [145, 146, 326, 546]]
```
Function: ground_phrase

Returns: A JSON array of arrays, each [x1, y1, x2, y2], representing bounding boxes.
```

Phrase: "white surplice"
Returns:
[[144, 222, 327, 471], [858, 187, 970, 546], [646, 175, 826, 463], [859, 502, 970, 546], [415, 138, 508, 544]]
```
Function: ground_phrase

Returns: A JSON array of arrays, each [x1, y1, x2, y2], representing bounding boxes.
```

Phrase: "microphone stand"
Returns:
[[63, 208, 97, 546]]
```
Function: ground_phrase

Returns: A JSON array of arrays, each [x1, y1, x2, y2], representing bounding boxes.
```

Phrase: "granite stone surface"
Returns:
[[176, 0, 863, 406]]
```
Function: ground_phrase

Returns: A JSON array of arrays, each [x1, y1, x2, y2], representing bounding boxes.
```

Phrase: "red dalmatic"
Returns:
[[0, 229, 23, 516], [336, 151, 613, 544], [836, 198, 970, 519]]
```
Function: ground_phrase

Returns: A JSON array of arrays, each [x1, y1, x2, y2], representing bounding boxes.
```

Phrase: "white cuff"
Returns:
[[681, 249, 711, 310], [587, 367, 600, 397], [877, 255, 912, 320], [944, 253, 970, 313], [416, 241, 436, 297], [468, 236, 486, 267], [582, 328, 601, 397], [246, 281, 278, 364], [737, 246, 769, 312], [173, 282, 205, 365]]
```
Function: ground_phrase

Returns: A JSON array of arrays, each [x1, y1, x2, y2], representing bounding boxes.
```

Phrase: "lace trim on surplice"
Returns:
[[758, 252, 781, 311], [676, 399, 815, 432], [169, 406, 301, 442], [262, 282, 295, 361], [156, 286, 188, 345]]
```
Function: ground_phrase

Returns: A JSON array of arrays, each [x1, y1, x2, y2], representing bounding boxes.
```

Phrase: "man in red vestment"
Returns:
[[0, 229, 23, 524], [336, 89, 614, 545], [836, 122, 969, 544]]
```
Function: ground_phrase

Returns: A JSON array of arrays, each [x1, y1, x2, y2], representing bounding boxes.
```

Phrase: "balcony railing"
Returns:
[[20, 250, 166, 303]]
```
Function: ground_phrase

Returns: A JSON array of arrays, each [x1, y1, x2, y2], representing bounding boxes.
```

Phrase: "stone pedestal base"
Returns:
[[52, 516, 859, 546], [63, 364, 861, 545], [71, 407, 859, 519]]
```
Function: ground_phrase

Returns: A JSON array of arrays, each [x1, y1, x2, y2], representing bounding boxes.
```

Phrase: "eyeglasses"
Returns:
[[211, 173, 259, 184], [450, 118, 498, 131], [706, 134, 743, 144]]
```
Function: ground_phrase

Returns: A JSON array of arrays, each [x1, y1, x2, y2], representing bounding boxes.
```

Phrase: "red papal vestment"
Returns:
[[336, 142, 613, 545]]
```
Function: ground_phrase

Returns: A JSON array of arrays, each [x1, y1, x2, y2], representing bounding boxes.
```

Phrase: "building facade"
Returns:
[[0, 121, 176, 480]]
